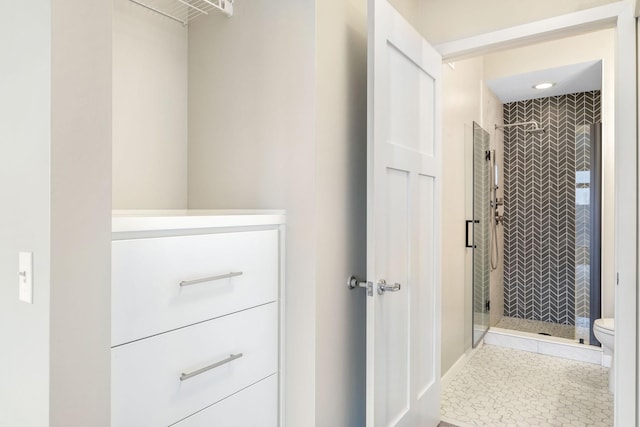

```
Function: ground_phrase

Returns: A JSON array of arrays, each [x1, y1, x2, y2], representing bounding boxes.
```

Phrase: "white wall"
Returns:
[[0, 2, 51, 425], [315, 0, 368, 425], [112, 0, 188, 209], [50, 0, 112, 424], [420, 0, 619, 45], [0, 0, 112, 425], [441, 58, 482, 374], [441, 57, 504, 375], [186, 2, 317, 425], [483, 29, 616, 318], [387, 0, 420, 33]]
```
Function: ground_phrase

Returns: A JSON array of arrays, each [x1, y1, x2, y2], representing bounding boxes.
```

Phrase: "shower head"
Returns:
[[495, 121, 545, 135], [525, 126, 545, 134]]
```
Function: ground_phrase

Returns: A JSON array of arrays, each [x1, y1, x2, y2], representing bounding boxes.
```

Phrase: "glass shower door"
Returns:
[[472, 122, 490, 346]]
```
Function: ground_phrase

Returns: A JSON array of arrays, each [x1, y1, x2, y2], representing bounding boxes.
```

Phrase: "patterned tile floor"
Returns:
[[441, 344, 613, 426]]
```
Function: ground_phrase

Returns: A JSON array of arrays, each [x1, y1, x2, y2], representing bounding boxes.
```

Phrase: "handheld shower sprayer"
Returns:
[[489, 150, 500, 271]]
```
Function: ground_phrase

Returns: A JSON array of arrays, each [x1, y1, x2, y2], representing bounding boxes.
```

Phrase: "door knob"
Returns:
[[377, 279, 401, 295]]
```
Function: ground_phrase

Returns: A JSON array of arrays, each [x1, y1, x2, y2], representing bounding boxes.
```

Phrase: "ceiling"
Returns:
[[485, 60, 603, 103]]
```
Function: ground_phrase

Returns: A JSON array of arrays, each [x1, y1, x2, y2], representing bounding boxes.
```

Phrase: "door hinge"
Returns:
[[616, 273, 619, 285], [485, 300, 491, 312]]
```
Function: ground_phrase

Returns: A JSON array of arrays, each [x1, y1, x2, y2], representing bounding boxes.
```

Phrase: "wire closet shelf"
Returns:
[[129, 0, 233, 25]]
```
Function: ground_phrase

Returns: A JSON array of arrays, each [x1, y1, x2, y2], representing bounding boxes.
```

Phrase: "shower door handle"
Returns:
[[466, 220, 479, 248]]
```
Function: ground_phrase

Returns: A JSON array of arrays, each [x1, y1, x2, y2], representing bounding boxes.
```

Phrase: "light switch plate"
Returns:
[[19, 252, 33, 304]]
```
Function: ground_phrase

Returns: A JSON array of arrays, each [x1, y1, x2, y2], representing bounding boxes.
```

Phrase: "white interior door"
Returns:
[[367, 0, 442, 425]]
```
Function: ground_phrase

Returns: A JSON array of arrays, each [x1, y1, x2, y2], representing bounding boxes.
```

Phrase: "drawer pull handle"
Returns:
[[180, 353, 244, 381], [179, 271, 243, 287]]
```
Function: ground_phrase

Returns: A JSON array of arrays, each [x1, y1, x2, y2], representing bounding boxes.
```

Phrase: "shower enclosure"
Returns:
[[468, 91, 602, 346], [498, 91, 602, 345]]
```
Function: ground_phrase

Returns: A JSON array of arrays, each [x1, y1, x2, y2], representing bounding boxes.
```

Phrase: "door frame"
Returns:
[[434, 1, 637, 425]]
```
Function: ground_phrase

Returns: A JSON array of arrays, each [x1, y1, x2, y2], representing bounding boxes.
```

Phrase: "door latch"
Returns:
[[348, 275, 373, 296]]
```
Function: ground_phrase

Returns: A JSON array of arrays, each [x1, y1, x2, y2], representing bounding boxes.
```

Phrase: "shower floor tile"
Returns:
[[496, 316, 576, 340], [441, 344, 612, 426]]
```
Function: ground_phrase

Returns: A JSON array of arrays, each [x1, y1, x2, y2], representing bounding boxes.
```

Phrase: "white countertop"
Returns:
[[112, 210, 286, 233]]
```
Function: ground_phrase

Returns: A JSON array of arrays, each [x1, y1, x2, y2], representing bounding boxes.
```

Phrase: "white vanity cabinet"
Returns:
[[111, 211, 285, 427]]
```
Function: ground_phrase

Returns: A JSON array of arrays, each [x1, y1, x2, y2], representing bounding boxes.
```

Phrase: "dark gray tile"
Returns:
[[503, 91, 600, 325]]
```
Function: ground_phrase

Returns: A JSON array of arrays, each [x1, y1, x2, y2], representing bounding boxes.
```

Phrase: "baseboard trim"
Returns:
[[441, 342, 480, 390], [440, 414, 474, 427]]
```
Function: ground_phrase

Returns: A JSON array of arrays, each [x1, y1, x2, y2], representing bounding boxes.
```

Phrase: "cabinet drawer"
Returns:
[[112, 303, 278, 427], [173, 374, 278, 427], [112, 229, 278, 346]]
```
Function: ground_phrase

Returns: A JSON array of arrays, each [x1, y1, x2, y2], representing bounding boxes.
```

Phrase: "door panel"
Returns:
[[388, 45, 436, 155], [416, 174, 436, 398], [380, 167, 410, 423], [367, 0, 442, 425]]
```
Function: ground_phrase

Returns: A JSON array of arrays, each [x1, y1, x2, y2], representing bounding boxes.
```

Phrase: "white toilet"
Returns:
[[593, 318, 615, 393]]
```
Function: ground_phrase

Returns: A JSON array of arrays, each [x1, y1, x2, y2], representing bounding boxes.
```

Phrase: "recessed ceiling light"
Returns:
[[533, 82, 555, 90]]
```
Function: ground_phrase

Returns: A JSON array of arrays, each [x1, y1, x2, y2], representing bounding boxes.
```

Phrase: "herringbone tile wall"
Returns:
[[503, 91, 600, 325]]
